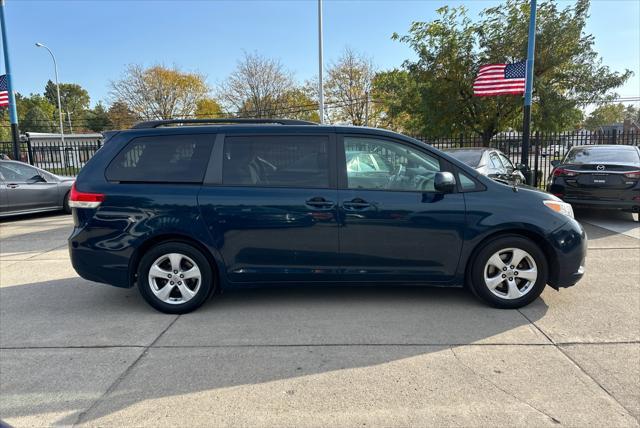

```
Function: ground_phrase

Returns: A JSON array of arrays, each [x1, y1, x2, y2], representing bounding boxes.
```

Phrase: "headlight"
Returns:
[[543, 200, 574, 218]]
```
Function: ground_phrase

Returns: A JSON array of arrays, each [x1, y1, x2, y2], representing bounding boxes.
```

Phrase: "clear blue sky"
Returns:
[[2, 0, 638, 108]]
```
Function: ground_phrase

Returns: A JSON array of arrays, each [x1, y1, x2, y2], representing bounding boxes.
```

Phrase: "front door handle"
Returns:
[[343, 198, 371, 210], [6, 183, 19, 189], [305, 197, 335, 210]]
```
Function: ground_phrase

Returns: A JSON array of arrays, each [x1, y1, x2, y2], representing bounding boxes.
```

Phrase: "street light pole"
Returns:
[[317, 0, 324, 124], [35, 42, 65, 143]]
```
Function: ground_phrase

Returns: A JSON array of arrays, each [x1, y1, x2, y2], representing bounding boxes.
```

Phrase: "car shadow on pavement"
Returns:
[[0, 277, 549, 425], [0, 211, 71, 224], [574, 208, 639, 239]]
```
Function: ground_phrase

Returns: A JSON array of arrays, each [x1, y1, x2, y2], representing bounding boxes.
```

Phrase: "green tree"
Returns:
[[86, 102, 112, 132], [623, 105, 639, 123], [372, 70, 422, 133], [195, 97, 223, 118], [45, 80, 90, 132], [278, 88, 320, 122], [16, 94, 56, 133], [583, 103, 627, 130], [383, 0, 631, 141], [107, 101, 139, 129]]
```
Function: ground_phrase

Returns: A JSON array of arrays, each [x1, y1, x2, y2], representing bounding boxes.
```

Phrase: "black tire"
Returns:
[[468, 235, 548, 309], [62, 191, 71, 214], [137, 241, 215, 314]]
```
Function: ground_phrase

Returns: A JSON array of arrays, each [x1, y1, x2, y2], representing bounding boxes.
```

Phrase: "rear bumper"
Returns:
[[546, 219, 587, 289], [68, 228, 131, 288], [562, 197, 639, 211]]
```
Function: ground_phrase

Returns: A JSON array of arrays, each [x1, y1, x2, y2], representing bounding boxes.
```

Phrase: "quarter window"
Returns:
[[222, 136, 330, 188], [106, 135, 213, 183], [344, 137, 442, 191], [458, 171, 477, 191]]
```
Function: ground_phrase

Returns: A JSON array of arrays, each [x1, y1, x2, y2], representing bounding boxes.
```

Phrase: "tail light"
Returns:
[[552, 168, 578, 177], [68, 183, 105, 209], [623, 170, 640, 179]]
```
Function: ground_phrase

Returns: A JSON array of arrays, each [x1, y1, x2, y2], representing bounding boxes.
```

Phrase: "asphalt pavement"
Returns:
[[0, 210, 638, 427]]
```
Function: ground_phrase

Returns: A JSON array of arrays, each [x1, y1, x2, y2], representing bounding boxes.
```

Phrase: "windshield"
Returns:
[[564, 147, 640, 165], [444, 150, 484, 167]]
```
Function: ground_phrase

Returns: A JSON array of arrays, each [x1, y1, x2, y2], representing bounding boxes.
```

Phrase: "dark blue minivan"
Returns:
[[68, 119, 586, 313]]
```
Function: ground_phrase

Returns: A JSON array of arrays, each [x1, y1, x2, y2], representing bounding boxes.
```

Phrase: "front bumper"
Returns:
[[546, 218, 587, 289]]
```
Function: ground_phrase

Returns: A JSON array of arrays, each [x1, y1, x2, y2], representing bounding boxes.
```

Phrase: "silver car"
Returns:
[[0, 160, 74, 217], [443, 148, 526, 185]]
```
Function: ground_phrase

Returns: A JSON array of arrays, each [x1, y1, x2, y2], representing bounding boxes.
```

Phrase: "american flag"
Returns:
[[0, 74, 9, 107], [473, 62, 526, 96]]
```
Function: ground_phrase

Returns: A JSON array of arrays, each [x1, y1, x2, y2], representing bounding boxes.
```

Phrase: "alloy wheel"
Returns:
[[148, 253, 202, 304], [483, 247, 538, 300]]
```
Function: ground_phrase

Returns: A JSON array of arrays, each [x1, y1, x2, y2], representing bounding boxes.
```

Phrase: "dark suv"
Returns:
[[69, 119, 586, 313]]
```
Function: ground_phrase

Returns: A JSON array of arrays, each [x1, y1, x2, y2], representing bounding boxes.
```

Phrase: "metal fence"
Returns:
[[0, 133, 103, 177], [1, 129, 638, 184], [417, 129, 640, 187]]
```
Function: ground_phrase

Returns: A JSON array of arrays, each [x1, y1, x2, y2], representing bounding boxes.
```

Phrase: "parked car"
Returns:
[[442, 148, 525, 185], [542, 144, 566, 158], [68, 119, 586, 314], [547, 144, 640, 221], [0, 160, 74, 217]]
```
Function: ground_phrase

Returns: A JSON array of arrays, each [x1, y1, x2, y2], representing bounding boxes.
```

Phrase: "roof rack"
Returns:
[[130, 118, 318, 129]]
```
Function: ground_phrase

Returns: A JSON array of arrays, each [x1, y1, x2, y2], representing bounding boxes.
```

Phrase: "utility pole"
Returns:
[[66, 109, 73, 133], [364, 90, 369, 126], [0, 0, 20, 160], [520, 0, 537, 184], [317, 0, 324, 124]]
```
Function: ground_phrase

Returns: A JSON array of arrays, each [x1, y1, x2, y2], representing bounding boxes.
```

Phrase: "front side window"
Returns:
[[0, 163, 39, 182], [223, 136, 330, 188], [106, 134, 213, 183], [344, 137, 442, 191]]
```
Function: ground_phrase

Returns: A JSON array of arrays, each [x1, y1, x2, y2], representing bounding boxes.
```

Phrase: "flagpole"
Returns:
[[521, 0, 537, 183], [0, 0, 20, 160]]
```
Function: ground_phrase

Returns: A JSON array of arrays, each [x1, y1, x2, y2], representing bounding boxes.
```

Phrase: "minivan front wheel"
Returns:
[[137, 242, 214, 314], [469, 236, 548, 309]]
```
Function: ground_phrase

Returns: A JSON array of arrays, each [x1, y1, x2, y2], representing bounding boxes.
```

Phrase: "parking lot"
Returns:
[[1, 210, 638, 427]]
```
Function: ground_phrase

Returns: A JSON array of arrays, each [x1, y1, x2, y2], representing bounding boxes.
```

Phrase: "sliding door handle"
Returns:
[[343, 198, 371, 210], [305, 197, 336, 209]]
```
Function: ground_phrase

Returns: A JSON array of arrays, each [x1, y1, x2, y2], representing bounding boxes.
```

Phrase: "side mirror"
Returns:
[[550, 160, 560, 167], [434, 171, 456, 193], [515, 163, 526, 170]]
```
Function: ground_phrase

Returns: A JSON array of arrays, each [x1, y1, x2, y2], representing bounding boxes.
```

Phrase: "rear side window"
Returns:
[[223, 136, 330, 188], [106, 134, 213, 183]]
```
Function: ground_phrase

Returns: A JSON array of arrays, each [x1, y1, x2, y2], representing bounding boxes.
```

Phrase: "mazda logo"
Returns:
[[596, 165, 605, 171]]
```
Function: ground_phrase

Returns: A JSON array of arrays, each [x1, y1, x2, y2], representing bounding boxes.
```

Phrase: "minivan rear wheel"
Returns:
[[137, 242, 214, 314], [469, 236, 548, 309]]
